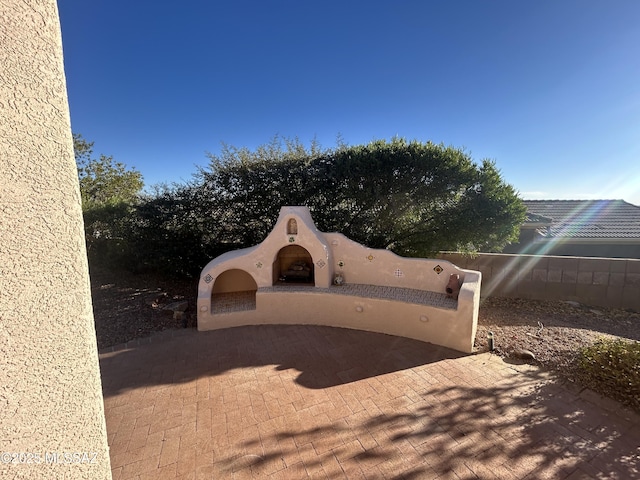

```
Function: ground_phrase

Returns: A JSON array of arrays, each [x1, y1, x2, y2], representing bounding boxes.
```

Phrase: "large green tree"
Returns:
[[74, 134, 143, 209], [198, 137, 526, 257], [197, 136, 328, 247], [97, 135, 525, 276], [73, 134, 143, 263]]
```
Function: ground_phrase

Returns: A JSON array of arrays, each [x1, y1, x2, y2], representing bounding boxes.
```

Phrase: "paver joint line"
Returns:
[[100, 325, 640, 480]]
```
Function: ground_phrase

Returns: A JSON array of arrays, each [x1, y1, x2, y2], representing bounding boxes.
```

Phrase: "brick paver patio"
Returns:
[[100, 326, 640, 479]]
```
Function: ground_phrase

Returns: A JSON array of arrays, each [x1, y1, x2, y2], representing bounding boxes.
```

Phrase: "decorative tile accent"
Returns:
[[338, 260, 345, 268], [367, 254, 375, 262], [288, 236, 295, 243], [394, 269, 404, 277], [256, 262, 263, 269], [211, 291, 256, 314], [433, 265, 444, 275], [316, 259, 326, 269], [259, 283, 457, 309], [204, 274, 213, 283]]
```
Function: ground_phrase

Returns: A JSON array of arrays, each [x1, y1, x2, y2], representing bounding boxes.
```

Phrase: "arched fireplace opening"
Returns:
[[273, 245, 314, 285]]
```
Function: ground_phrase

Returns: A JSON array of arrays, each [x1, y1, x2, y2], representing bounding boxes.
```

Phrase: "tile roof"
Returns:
[[523, 200, 640, 239], [524, 212, 553, 224]]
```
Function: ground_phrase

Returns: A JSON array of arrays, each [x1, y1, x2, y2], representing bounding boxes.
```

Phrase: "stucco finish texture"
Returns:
[[199, 207, 482, 353], [0, 1, 111, 478]]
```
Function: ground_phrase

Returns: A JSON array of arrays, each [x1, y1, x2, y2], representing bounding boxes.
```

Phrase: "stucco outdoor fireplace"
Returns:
[[198, 206, 482, 353]]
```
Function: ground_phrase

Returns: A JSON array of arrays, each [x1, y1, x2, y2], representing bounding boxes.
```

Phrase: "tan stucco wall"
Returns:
[[213, 269, 258, 293], [203, 289, 478, 353], [323, 232, 468, 290], [199, 207, 482, 353], [0, 1, 112, 478]]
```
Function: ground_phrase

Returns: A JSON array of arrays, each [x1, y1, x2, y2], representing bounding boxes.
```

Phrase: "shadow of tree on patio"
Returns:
[[99, 324, 640, 479], [100, 325, 465, 396], [217, 370, 639, 478]]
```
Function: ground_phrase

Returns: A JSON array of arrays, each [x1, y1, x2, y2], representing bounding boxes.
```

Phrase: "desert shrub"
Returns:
[[576, 338, 640, 411]]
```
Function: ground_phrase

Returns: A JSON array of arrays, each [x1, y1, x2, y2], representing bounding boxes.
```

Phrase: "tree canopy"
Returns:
[[73, 133, 144, 263], [74, 133, 143, 209], [198, 137, 526, 258], [75, 134, 525, 276]]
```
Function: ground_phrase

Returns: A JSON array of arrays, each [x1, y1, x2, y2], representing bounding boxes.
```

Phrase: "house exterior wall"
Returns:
[[0, 1, 112, 478], [503, 238, 640, 259], [439, 252, 640, 312]]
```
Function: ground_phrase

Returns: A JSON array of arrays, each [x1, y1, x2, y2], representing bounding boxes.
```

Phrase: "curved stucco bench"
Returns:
[[198, 207, 482, 353]]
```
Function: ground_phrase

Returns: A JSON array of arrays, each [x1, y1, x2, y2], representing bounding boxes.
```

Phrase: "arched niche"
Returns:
[[272, 245, 314, 285], [287, 218, 298, 235], [211, 269, 257, 314]]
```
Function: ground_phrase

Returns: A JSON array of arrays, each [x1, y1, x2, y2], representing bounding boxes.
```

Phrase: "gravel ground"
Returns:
[[90, 268, 199, 351], [475, 296, 640, 373], [91, 269, 640, 377]]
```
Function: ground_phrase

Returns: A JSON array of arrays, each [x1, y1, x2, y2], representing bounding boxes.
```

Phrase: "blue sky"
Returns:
[[58, 1, 640, 205]]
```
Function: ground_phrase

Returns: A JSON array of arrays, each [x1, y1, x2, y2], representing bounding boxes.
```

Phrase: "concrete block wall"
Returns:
[[438, 252, 640, 312]]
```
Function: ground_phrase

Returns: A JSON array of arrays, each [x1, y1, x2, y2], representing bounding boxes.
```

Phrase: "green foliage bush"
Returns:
[[576, 338, 640, 411], [74, 134, 145, 269], [76, 134, 526, 277], [196, 137, 526, 259], [74, 134, 143, 209], [124, 186, 229, 277]]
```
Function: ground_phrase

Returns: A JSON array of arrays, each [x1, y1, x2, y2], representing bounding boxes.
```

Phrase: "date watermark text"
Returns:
[[1, 452, 98, 465]]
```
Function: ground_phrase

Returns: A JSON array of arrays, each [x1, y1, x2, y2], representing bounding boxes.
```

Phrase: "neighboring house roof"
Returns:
[[523, 200, 640, 240], [523, 211, 552, 225]]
